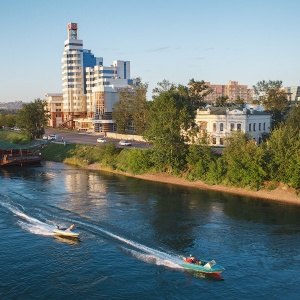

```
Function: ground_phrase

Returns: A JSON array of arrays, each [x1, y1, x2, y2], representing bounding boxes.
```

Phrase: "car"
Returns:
[[47, 134, 56, 140], [42, 135, 48, 140], [97, 137, 107, 143], [119, 140, 131, 146]]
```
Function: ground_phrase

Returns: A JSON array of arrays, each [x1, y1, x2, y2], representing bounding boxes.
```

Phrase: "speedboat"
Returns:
[[182, 257, 225, 274], [53, 227, 80, 238]]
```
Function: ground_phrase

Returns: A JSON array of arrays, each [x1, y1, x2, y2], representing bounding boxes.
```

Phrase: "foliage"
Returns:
[[205, 157, 227, 185], [0, 114, 16, 128], [252, 80, 283, 101], [144, 86, 195, 173], [116, 148, 154, 174], [252, 80, 288, 128], [264, 124, 300, 188], [235, 96, 245, 105], [285, 106, 300, 132], [186, 144, 216, 181], [215, 95, 229, 106], [94, 142, 120, 169], [188, 79, 212, 108], [222, 132, 266, 189], [41, 142, 120, 168], [16, 99, 50, 139], [113, 79, 149, 134]]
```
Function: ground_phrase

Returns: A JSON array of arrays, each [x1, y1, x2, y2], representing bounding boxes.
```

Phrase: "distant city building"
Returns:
[[283, 86, 300, 105], [204, 81, 253, 103], [46, 22, 136, 132], [195, 106, 271, 146]]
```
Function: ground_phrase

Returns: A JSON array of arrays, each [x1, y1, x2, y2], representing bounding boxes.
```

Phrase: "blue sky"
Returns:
[[0, 0, 299, 102]]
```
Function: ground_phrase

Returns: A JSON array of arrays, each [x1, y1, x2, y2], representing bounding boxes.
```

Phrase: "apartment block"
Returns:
[[204, 81, 253, 103]]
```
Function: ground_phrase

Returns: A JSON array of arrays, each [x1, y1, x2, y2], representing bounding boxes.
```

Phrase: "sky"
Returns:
[[0, 0, 299, 102]]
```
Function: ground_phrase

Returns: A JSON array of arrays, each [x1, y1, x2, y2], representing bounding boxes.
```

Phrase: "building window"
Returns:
[[220, 123, 224, 131], [253, 123, 256, 131], [220, 138, 224, 145], [213, 123, 216, 132], [263, 123, 266, 130], [237, 123, 241, 131], [259, 123, 261, 131], [212, 137, 216, 145], [230, 123, 234, 131], [249, 123, 252, 131]]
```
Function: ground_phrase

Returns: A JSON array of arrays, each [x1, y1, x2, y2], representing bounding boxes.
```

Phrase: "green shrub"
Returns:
[[116, 148, 153, 174]]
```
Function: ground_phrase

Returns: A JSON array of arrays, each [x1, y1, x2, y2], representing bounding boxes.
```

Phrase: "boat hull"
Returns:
[[53, 229, 79, 238], [182, 258, 225, 274]]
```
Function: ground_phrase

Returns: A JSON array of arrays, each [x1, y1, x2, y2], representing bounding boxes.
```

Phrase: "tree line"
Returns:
[[0, 99, 50, 139], [111, 78, 299, 190]]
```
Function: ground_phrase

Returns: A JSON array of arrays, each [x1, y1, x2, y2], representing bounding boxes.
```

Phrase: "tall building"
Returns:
[[204, 81, 253, 103], [46, 22, 136, 132], [61, 22, 103, 128]]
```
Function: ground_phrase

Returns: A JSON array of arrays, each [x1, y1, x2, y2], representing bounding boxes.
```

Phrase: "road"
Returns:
[[44, 128, 151, 149]]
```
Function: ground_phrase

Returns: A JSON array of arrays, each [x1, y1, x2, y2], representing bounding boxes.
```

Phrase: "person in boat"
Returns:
[[56, 224, 75, 231], [67, 224, 75, 231], [186, 254, 198, 264]]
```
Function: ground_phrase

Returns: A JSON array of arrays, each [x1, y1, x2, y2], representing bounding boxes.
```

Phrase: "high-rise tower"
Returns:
[[61, 23, 86, 126]]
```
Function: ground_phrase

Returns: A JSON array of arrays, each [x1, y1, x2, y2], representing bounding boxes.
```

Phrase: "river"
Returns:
[[0, 162, 299, 299]]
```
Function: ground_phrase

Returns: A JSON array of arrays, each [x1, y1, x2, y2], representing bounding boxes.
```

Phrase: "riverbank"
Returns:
[[86, 163, 300, 206]]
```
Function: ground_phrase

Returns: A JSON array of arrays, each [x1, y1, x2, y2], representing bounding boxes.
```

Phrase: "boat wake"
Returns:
[[122, 247, 183, 269], [67, 220, 184, 270], [1, 193, 183, 270], [0, 194, 55, 236]]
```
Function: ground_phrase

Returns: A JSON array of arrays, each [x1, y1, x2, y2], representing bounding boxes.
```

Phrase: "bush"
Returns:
[[116, 148, 154, 174]]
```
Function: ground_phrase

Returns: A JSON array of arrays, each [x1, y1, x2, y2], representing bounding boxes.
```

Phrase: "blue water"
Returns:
[[0, 162, 300, 299]]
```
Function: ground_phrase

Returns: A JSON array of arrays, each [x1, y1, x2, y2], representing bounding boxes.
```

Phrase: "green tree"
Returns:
[[222, 132, 266, 189], [253, 80, 288, 128], [5, 114, 17, 128], [16, 98, 50, 139], [284, 105, 300, 131], [265, 122, 300, 188], [144, 86, 195, 173], [235, 96, 245, 105], [113, 79, 149, 134], [112, 90, 133, 134], [188, 79, 212, 109], [215, 95, 229, 106], [252, 80, 283, 103], [130, 81, 149, 135], [186, 143, 215, 181]]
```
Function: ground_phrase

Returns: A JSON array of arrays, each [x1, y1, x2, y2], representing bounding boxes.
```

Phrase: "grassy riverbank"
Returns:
[[39, 142, 300, 205]]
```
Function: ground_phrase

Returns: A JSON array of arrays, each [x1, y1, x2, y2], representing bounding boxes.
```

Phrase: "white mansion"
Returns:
[[195, 106, 271, 146]]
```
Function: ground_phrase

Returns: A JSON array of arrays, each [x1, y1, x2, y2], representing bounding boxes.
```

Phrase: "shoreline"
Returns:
[[86, 163, 300, 206]]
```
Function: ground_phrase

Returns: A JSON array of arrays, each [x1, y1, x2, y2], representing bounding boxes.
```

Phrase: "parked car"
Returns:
[[119, 140, 131, 146], [47, 134, 56, 140], [97, 137, 107, 143]]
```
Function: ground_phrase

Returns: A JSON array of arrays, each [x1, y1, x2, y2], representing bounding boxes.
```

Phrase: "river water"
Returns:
[[0, 162, 299, 299]]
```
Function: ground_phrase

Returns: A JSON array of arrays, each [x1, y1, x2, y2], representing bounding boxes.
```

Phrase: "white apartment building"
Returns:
[[195, 106, 271, 146], [85, 60, 135, 132]]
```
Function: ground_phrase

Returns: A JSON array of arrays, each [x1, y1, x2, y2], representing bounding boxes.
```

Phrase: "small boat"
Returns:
[[53, 225, 79, 238], [182, 257, 225, 274]]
